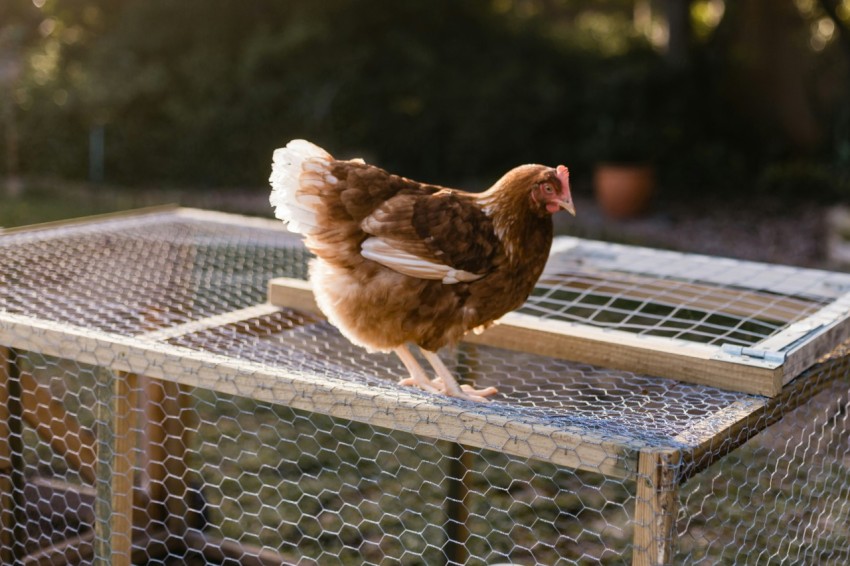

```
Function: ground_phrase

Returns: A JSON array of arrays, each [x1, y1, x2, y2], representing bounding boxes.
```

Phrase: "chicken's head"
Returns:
[[530, 165, 575, 216]]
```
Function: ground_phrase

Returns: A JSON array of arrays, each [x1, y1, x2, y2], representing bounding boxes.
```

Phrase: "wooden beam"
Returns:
[[633, 449, 680, 566], [0, 310, 643, 479], [267, 277, 317, 313], [466, 313, 782, 395], [267, 277, 784, 396], [184, 530, 298, 566], [110, 372, 137, 566], [91, 368, 141, 566]]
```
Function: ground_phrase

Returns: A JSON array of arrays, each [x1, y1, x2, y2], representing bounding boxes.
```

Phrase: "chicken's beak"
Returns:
[[559, 199, 577, 216]]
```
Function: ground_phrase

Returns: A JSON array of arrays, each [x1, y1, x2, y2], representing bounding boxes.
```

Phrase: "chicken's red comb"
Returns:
[[556, 165, 571, 191]]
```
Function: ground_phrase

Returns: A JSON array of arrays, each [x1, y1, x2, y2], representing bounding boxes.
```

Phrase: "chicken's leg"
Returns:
[[420, 349, 498, 402], [394, 345, 441, 394]]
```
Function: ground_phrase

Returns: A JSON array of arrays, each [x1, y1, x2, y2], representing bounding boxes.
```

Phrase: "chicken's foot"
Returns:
[[420, 349, 498, 402], [394, 345, 498, 402]]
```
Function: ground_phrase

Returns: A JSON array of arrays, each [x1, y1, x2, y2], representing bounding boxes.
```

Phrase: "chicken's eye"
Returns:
[[541, 183, 554, 194]]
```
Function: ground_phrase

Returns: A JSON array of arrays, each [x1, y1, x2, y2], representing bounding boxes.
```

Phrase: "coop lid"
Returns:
[[269, 236, 850, 397], [3, 205, 848, 398], [3, 207, 849, 481]]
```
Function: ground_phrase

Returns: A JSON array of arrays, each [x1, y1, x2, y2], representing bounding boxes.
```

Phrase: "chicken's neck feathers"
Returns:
[[477, 185, 552, 266]]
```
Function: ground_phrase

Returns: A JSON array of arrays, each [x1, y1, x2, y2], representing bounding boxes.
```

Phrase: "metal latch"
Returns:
[[720, 344, 786, 364]]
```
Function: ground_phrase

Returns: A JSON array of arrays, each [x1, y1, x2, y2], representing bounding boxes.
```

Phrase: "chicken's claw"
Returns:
[[455, 383, 499, 402], [394, 345, 499, 402]]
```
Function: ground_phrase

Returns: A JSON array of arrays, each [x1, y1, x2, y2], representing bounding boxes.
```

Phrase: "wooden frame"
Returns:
[[4, 208, 850, 565]]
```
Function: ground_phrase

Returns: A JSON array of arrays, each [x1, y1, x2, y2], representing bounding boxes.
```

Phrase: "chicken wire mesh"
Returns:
[[0, 207, 849, 565]]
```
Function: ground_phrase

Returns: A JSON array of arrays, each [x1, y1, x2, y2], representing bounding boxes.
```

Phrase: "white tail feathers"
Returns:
[[269, 140, 333, 234]]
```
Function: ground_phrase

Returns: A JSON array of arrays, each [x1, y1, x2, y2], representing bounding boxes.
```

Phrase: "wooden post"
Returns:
[[0, 347, 26, 563], [111, 372, 138, 565], [633, 449, 681, 566], [93, 368, 137, 566], [444, 442, 473, 566], [93, 366, 113, 566], [444, 343, 482, 565]]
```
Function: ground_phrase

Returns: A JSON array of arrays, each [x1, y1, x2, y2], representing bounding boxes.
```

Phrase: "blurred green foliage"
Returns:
[[1, 0, 849, 199]]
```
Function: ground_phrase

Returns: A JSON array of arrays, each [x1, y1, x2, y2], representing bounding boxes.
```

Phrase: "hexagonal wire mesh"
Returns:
[[0, 207, 849, 565]]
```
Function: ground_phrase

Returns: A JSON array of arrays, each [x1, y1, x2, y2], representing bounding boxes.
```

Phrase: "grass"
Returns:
[[0, 178, 271, 230]]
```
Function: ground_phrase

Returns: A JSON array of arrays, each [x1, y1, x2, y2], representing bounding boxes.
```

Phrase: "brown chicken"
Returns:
[[270, 140, 575, 401]]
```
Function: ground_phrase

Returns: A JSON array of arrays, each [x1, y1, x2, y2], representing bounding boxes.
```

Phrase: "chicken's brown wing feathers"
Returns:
[[359, 191, 501, 278], [411, 192, 500, 275]]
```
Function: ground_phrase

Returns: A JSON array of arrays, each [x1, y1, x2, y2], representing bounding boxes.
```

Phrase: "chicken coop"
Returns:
[[2, 206, 850, 565]]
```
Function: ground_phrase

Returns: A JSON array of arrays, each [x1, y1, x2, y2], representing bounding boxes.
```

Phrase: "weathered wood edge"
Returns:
[[0, 311, 642, 480], [268, 277, 783, 396], [776, 292, 850, 386]]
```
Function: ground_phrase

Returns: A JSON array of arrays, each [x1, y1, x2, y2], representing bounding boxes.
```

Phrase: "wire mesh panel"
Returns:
[[1, 208, 850, 565], [676, 354, 850, 565]]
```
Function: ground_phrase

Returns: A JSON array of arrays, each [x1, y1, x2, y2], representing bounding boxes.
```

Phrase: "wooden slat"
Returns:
[[267, 277, 784, 396], [267, 277, 317, 312], [184, 530, 298, 566], [0, 311, 643, 479], [468, 313, 782, 395], [633, 449, 680, 566]]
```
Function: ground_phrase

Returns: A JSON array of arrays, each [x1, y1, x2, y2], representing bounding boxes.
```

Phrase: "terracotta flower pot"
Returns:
[[593, 163, 656, 220]]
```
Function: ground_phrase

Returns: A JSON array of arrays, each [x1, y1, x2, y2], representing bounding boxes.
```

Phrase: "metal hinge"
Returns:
[[720, 344, 786, 364]]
